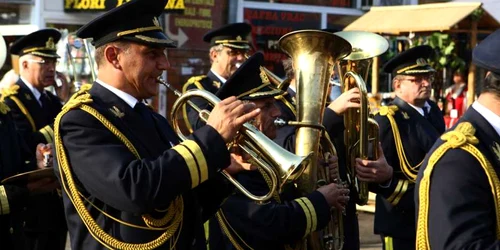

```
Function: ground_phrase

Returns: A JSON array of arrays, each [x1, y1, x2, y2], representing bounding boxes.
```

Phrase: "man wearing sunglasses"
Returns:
[[182, 23, 251, 131], [355, 45, 445, 250]]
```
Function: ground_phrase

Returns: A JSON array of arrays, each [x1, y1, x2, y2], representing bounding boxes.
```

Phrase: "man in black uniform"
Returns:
[[1, 29, 63, 151], [356, 45, 445, 250], [0, 28, 67, 250], [415, 29, 500, 249], [208, 52, 350, 250], [54, 0, 260, 249], [182, 22, 251, 131], [0, 99, 58, 249]]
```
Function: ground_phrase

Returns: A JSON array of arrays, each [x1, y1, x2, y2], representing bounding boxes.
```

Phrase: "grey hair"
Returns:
[[208, 44, 224, 63]]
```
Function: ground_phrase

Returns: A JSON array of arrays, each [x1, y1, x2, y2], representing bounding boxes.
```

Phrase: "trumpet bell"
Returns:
[[334, 31, 389, 61]]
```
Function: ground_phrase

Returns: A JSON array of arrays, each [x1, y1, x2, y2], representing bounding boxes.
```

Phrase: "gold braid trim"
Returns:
[[1, 85, 36, 132], [378, 105, 419, 182], [416, 122, 500, 250], [55, 85, 183, 249], [180, 76, 206, 134]]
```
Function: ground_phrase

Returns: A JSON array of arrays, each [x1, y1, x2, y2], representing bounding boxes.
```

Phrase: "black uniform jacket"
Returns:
[[56, 83, 232, 250], [372, 97, 444, 240], [0, 103, 37, 249], [415, 107, 500, 249], [2, 79, 62, 151], [182, 70, 224, 131]]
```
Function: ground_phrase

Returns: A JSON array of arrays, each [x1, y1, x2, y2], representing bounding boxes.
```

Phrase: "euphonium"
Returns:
[[334, 31, 389, 205], [279, 30, 351, 250], [160, 79, 312, 203]]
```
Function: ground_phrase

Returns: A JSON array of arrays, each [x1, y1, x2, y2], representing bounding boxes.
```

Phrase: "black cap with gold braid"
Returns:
[[383, 45, 436, 75], [203, 23, 251, 50], [10, 29, 61, 58], [76, 0, 175, 48], [216, 52, 282, 101]]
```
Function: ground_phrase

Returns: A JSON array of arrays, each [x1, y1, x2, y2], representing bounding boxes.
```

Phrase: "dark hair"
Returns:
[[481, 72, 500, 97], [282, 58, 294, 79], [94, 41, 130, 68]]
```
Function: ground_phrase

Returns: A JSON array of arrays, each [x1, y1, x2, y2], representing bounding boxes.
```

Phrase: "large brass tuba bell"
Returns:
[[334, 31, 389, 205], [163, 79, 312, 203], [279, 30, 351, 250]]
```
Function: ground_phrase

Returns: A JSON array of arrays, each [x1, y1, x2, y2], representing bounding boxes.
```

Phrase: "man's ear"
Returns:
[[210, 49, 218, 62], [393, 79, 401, 92], [104, 46, 121, 70], [21, 59, 28, 70]]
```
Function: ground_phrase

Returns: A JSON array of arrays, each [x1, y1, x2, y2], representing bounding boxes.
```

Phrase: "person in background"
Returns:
[[443, 70, 468, 129]]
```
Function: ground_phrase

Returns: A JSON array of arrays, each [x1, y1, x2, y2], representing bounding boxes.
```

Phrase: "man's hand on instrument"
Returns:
[[319, 154, 340, 182], [355, 143, 393, 184], [224, 146, 257, 175], [317, 183, 350, 212], [36, 143, 53, 169], [327, 87, 361, 115], [207, 96, 260, 143]]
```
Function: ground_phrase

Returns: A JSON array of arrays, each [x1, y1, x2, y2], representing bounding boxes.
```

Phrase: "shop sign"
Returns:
[[64, 0, 185, 12], [244, 8, 321, 76], [164, 0, 223, 49]]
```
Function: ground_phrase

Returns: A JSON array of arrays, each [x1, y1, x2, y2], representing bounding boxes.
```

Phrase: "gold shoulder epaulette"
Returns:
[[376, 105, 398, 116], [0, 101, 10, 114], [0, 85, 20, 100], [183, 75, 206, 92], [440, 122, 478, 148], [62, 84, 93, 111]]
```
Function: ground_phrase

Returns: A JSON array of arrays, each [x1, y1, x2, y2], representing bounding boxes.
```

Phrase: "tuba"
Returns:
[[279, 30, 351, 250], [161, 79, 312, 203], [334, 31, 389, 205]]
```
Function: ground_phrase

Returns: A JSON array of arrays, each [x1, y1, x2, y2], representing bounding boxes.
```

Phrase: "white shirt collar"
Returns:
[[96, 79, 138, 108], [472, 101, 500, 138], [407, 101, 431, 117], [210, 69, 227, 84], [21, 76, 42, 105]]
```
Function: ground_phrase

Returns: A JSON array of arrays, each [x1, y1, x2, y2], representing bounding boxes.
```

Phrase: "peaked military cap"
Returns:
[[473, 29, 500, 75], [76, 0, 175, 48], [216, 52, 282, 100], [203, 23, 251, 50], [383, 45, 436, 75], [10, 29, 61, 58]]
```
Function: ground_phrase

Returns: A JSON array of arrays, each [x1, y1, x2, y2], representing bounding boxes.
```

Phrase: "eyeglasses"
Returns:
[[400, 74, 435, 83], [27, 58, 57, 66], [225, 49, 247, 57]]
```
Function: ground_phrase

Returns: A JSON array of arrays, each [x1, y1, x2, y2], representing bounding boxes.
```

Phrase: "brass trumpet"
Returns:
[[159, 78, 312, 203], [334, 31, 389, 205]]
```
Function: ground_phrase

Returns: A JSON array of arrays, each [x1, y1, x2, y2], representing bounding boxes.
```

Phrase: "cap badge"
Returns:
[[46, 37, 55, 50], [260, 69, 270, 84], [153, 17, 161, 28], [236, 36, 242, 41], [416, 58, 428, 66]]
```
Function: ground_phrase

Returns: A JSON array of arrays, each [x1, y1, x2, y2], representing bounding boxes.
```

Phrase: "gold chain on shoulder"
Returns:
[[416, 122, 500, 249], [55, 86, 184, 249], [379, 105, 420, 181]]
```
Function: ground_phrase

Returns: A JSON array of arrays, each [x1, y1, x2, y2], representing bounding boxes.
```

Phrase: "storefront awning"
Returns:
[[344, 2, 499, 34]]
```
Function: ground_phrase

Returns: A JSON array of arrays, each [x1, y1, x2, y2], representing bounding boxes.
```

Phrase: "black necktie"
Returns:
[[134, 102, 155, 129], [39, 92, 50, 107], [423, 107, 430, 120]]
